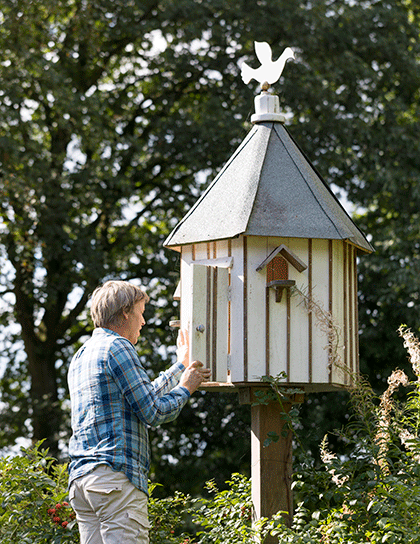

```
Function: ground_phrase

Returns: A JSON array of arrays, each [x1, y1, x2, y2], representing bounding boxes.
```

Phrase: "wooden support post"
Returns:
[[251, 399, 293, 538], [239, 387, 304, 542]]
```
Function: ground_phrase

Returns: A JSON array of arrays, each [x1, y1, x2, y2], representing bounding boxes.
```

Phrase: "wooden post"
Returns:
[[252, 400, 293, 535], [239, 387, 304, 542]]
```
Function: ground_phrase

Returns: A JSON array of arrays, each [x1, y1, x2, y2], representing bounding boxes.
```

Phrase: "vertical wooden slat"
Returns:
[[343, 243, 348, 385], [212, 266, 218, 379], [354, 249, 360, 377], [180, 246, 192, 359], [206, 266, 212, 367], [244, 236, 248, 381], [308, 239, 313, 383], [348, 245, 354, 382], [228, 271, 232, 358], [247, 236, 269, 383], [215, 267, 229, 383], [190, 264, 209, 367], [212, 242, 218, 379], [230, 237, 244, 383], [286, 287, 291, 382], [328, 239, 333, 384], [228, 240, 232, 360], [265, 286, 270, 376]]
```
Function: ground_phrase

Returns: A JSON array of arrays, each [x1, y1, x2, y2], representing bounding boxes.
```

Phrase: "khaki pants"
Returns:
[[69, 464, 150, 544]]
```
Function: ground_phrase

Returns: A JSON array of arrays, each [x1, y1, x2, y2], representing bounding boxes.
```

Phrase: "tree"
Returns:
[[0, 0, 253, 456], [1, 0, 420, 487]]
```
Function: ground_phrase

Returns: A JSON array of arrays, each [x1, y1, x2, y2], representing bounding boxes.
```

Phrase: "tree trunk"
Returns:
[[25, 340, 61, 458]]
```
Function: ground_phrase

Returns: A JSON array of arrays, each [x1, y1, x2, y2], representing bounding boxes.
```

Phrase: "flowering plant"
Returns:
[[47, 501, 77, 530], [265, 325, 420, 543], [2, 326, 420, 543], [0, 443, 80, 543]]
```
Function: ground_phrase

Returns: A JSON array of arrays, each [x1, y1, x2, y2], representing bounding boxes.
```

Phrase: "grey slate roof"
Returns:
[[164, 121, 373, 253]]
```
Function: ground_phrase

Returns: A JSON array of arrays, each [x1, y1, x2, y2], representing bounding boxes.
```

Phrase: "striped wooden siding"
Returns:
[[182, 235, 360, 390]]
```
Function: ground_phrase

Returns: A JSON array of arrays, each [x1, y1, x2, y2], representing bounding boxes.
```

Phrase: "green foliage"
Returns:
[[192, 474, 258, 544], [0, 442, 251, 544], [0, 441, 195, 544], [2, 0, 420, 500], [148, 483, 192, 544], [0, 442, 79, 543], [155, 325, 420, 543], [253, 372, 304, 443], [266, 326, 420, 543], [149, 391, 251, 496], [5, 323, 420, 544]]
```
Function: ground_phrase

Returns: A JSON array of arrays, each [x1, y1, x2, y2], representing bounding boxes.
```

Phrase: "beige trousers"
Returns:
[[69, 464, 150, 544]]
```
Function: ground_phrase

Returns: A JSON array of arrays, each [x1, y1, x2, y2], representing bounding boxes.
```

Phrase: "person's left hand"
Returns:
[[180, 360, 211, 394], [176, 329, 190, 368]]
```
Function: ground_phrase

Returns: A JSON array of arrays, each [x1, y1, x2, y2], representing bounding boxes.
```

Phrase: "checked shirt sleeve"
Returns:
[[108, 337, 190, 428], [152, 361, 186, 397]]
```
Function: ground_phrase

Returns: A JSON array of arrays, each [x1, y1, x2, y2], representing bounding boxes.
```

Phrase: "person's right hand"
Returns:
[[179, 361, 211, 394], [176, 329, 190, 368]]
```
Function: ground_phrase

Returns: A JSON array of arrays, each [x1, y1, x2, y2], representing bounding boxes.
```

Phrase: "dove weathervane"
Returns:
[[241, 42, 294, 88]]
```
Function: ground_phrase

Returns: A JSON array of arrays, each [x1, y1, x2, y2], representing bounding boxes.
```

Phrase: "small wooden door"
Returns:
[[190, 263, 230, 383]]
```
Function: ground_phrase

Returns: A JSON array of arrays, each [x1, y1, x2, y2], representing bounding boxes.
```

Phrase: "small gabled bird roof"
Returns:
[[164, 119, 373, 254]]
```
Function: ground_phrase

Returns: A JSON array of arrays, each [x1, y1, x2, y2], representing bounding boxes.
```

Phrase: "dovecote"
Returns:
[[164, 76, 372, 394]]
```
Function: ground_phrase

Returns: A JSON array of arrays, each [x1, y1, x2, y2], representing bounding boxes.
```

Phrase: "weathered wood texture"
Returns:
[[251, 399, 294, 536], [180, 235, 358, 392]]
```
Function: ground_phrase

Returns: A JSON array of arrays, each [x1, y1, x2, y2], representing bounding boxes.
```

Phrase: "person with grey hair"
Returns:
[[68, 280, 210, 544]]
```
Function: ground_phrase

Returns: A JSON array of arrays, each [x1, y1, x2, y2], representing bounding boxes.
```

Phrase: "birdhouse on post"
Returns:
[[164, 41, 373, 533]]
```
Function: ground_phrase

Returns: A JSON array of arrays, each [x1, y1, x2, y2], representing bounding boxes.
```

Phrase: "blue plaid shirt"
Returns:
[[68, 328, 190, 495]]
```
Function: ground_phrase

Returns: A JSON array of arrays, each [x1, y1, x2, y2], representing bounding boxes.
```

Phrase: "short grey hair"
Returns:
[[90, 280, 149, 328]]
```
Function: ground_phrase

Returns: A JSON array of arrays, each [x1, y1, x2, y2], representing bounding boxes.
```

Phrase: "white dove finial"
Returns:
[[241, 42, 295, 87]]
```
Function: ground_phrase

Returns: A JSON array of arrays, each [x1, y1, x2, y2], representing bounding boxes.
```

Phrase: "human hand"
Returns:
[[179, 360, 211, 394], [176, 329, 190, 368]]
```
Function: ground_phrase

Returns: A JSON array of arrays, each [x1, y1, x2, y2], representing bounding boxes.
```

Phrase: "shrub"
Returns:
[[0, 443, 195, 544], [3, 325, 420, 543], [192, 473, 262, 544], [263, 325, 420, 543], [148, 483, 192, 544], [0, 442, 79, 544]]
